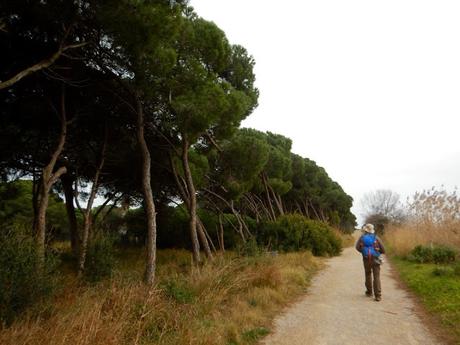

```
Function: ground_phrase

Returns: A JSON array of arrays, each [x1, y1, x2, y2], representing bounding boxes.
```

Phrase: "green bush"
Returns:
[[409, 245, 457, 264], [0, 229, 58, 324], [258, 214, 342, 256], [84, 235, 116, 283], [237, 237, 264, 257]]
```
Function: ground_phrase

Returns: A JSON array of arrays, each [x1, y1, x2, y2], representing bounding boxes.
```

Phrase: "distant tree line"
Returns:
[[0, 0, 356, 285]]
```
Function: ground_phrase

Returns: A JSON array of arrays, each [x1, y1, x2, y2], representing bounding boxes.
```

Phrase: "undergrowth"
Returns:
[[392, 258, 460, 343], [0, 249, 321, 345]]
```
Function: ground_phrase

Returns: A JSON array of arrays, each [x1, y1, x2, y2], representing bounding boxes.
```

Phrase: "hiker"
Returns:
[[355, 223, 386, 301]]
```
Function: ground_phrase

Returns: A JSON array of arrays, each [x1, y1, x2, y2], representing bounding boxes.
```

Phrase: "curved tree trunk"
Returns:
[[34, 86, 68, 263], [77, 130, 107, 275], [197, 219, 214, 258], [136, 94, 157, 285], [181, 134, 201, 264], [261, 173, 277, 221], [218, 213, 225, 252], [61, 173, 79, 256]]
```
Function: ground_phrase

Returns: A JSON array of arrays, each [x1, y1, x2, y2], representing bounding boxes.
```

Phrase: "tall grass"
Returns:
[[385, 188, 460, 257], [0, 249, 320, 345]]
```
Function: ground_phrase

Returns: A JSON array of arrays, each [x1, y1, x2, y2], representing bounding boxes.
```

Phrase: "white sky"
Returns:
[[191, 0, 460, 224]]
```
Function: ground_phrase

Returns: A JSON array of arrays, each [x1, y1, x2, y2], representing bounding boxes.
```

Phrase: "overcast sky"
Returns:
[[191, 0, 460, 224]]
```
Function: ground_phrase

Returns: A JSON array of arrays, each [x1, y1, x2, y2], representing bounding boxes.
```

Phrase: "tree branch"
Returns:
[[0, 42, 88, 90]]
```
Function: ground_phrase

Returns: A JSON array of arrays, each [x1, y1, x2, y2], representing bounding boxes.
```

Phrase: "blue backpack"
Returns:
[[360, 233, 381, 258]]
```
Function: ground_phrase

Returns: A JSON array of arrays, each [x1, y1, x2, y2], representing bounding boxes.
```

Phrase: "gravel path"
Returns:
[[262, 235, 442, 345]]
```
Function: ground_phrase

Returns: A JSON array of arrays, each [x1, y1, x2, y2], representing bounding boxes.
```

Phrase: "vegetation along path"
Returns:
[[261, 235, 441, 345]]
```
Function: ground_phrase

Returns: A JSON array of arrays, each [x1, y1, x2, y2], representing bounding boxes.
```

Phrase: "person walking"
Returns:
[[355, 223, 386, 301]]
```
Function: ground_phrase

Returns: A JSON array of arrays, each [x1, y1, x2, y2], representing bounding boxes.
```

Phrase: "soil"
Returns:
[[261, 233, 443, 345]]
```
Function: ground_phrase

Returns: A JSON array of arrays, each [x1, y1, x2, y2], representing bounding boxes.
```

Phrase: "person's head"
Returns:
[[362, 223, 375, 234]]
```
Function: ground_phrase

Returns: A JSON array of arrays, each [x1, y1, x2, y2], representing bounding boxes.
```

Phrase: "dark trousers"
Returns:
[[363, 258, 381, 297]]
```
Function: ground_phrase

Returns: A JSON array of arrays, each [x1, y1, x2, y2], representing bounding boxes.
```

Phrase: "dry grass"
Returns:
[[334, 230, 355, 248], [0, 249, 320, 345], [384, 188, 460, 257]]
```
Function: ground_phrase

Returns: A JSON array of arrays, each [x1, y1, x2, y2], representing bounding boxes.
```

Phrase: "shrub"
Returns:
[[0, 229, 58, 324], [84, 235, 116, 283], [258, 214, 342, 256], [237, 237, 264, 257], [408, 244, 457, 264]]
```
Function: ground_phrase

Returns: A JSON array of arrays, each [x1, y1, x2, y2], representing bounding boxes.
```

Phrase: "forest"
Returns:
[[0, 0, 356, 335]]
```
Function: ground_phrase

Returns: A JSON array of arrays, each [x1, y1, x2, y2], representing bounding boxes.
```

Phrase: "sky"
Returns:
[[191, 0, 460, 224]]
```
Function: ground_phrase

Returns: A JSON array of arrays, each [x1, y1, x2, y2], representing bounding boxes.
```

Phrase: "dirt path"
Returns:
[[261, 234, 442, 345]]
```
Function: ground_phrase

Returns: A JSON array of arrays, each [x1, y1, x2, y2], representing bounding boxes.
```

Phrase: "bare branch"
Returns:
[[0, 42, 88, 91]]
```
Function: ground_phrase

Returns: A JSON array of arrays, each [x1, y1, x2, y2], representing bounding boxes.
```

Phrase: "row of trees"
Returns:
[[1, 0, 355, 285]]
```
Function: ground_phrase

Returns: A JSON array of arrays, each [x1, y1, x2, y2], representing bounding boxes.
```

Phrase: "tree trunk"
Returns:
[[136, 95, 157, 285], [197, 219, 214, 258], [231, 200, 246, 241], [93, 193, 116, 225], [309, 199, 321, 220], [61, 174, 79, 256], [181, 134, 201, 264], [203, 188, 249, 242], [197, 219, 215, 257], [261, 173, 277, 221], [267, 182, 284, 216], [218, 213, 225, 252], [77, 127, 107, 275], [34, 86, 68, 263], [303, 199, 310, 218]]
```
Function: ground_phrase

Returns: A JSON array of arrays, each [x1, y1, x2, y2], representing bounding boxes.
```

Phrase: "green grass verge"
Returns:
[[392, 258, 460, 343]]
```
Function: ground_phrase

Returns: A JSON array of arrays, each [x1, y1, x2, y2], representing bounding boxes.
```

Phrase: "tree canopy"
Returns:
[[0, 0, 356, 285]]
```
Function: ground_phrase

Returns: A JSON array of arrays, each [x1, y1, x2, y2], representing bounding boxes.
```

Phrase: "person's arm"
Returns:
[[355, 236, 363, 252], [376, 237, 386, 254]]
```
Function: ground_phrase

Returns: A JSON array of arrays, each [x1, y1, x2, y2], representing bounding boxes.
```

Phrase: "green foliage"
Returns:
[[284, 154, 356, 232], [432, 266, 453, 277], [84, 235, 116, 283], [393, 258, 460, 342], [162, 279, 195, 304], [408, 245, 457, 264], [454, 263, 460, 277], [0, 229, 58, 324], [237, 237, 264, 257], [217, 128, 270, 198], [242, 327, 270, 342], [259, 214, 342, 256], [0, 180, 68, 237]]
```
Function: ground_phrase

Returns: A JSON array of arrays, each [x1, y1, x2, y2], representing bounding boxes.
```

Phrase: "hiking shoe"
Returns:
[[375, 296, 381, 302]]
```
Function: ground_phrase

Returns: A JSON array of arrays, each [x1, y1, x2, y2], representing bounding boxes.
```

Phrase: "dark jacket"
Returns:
[[355, 233, 386, 255]]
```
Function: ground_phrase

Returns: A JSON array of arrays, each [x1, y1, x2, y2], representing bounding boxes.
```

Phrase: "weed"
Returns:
[[84, 235, 117, 283], [162, 279, 195, 304], [242, 327, 270, 342], [432, 266, 453, 277]]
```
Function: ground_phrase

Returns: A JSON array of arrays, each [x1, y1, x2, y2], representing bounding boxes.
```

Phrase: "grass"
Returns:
[[0, 248, 322, 345], [383, 187, 460, 343], [391, 258, 460, 343], [384, 224, 460, 258]]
